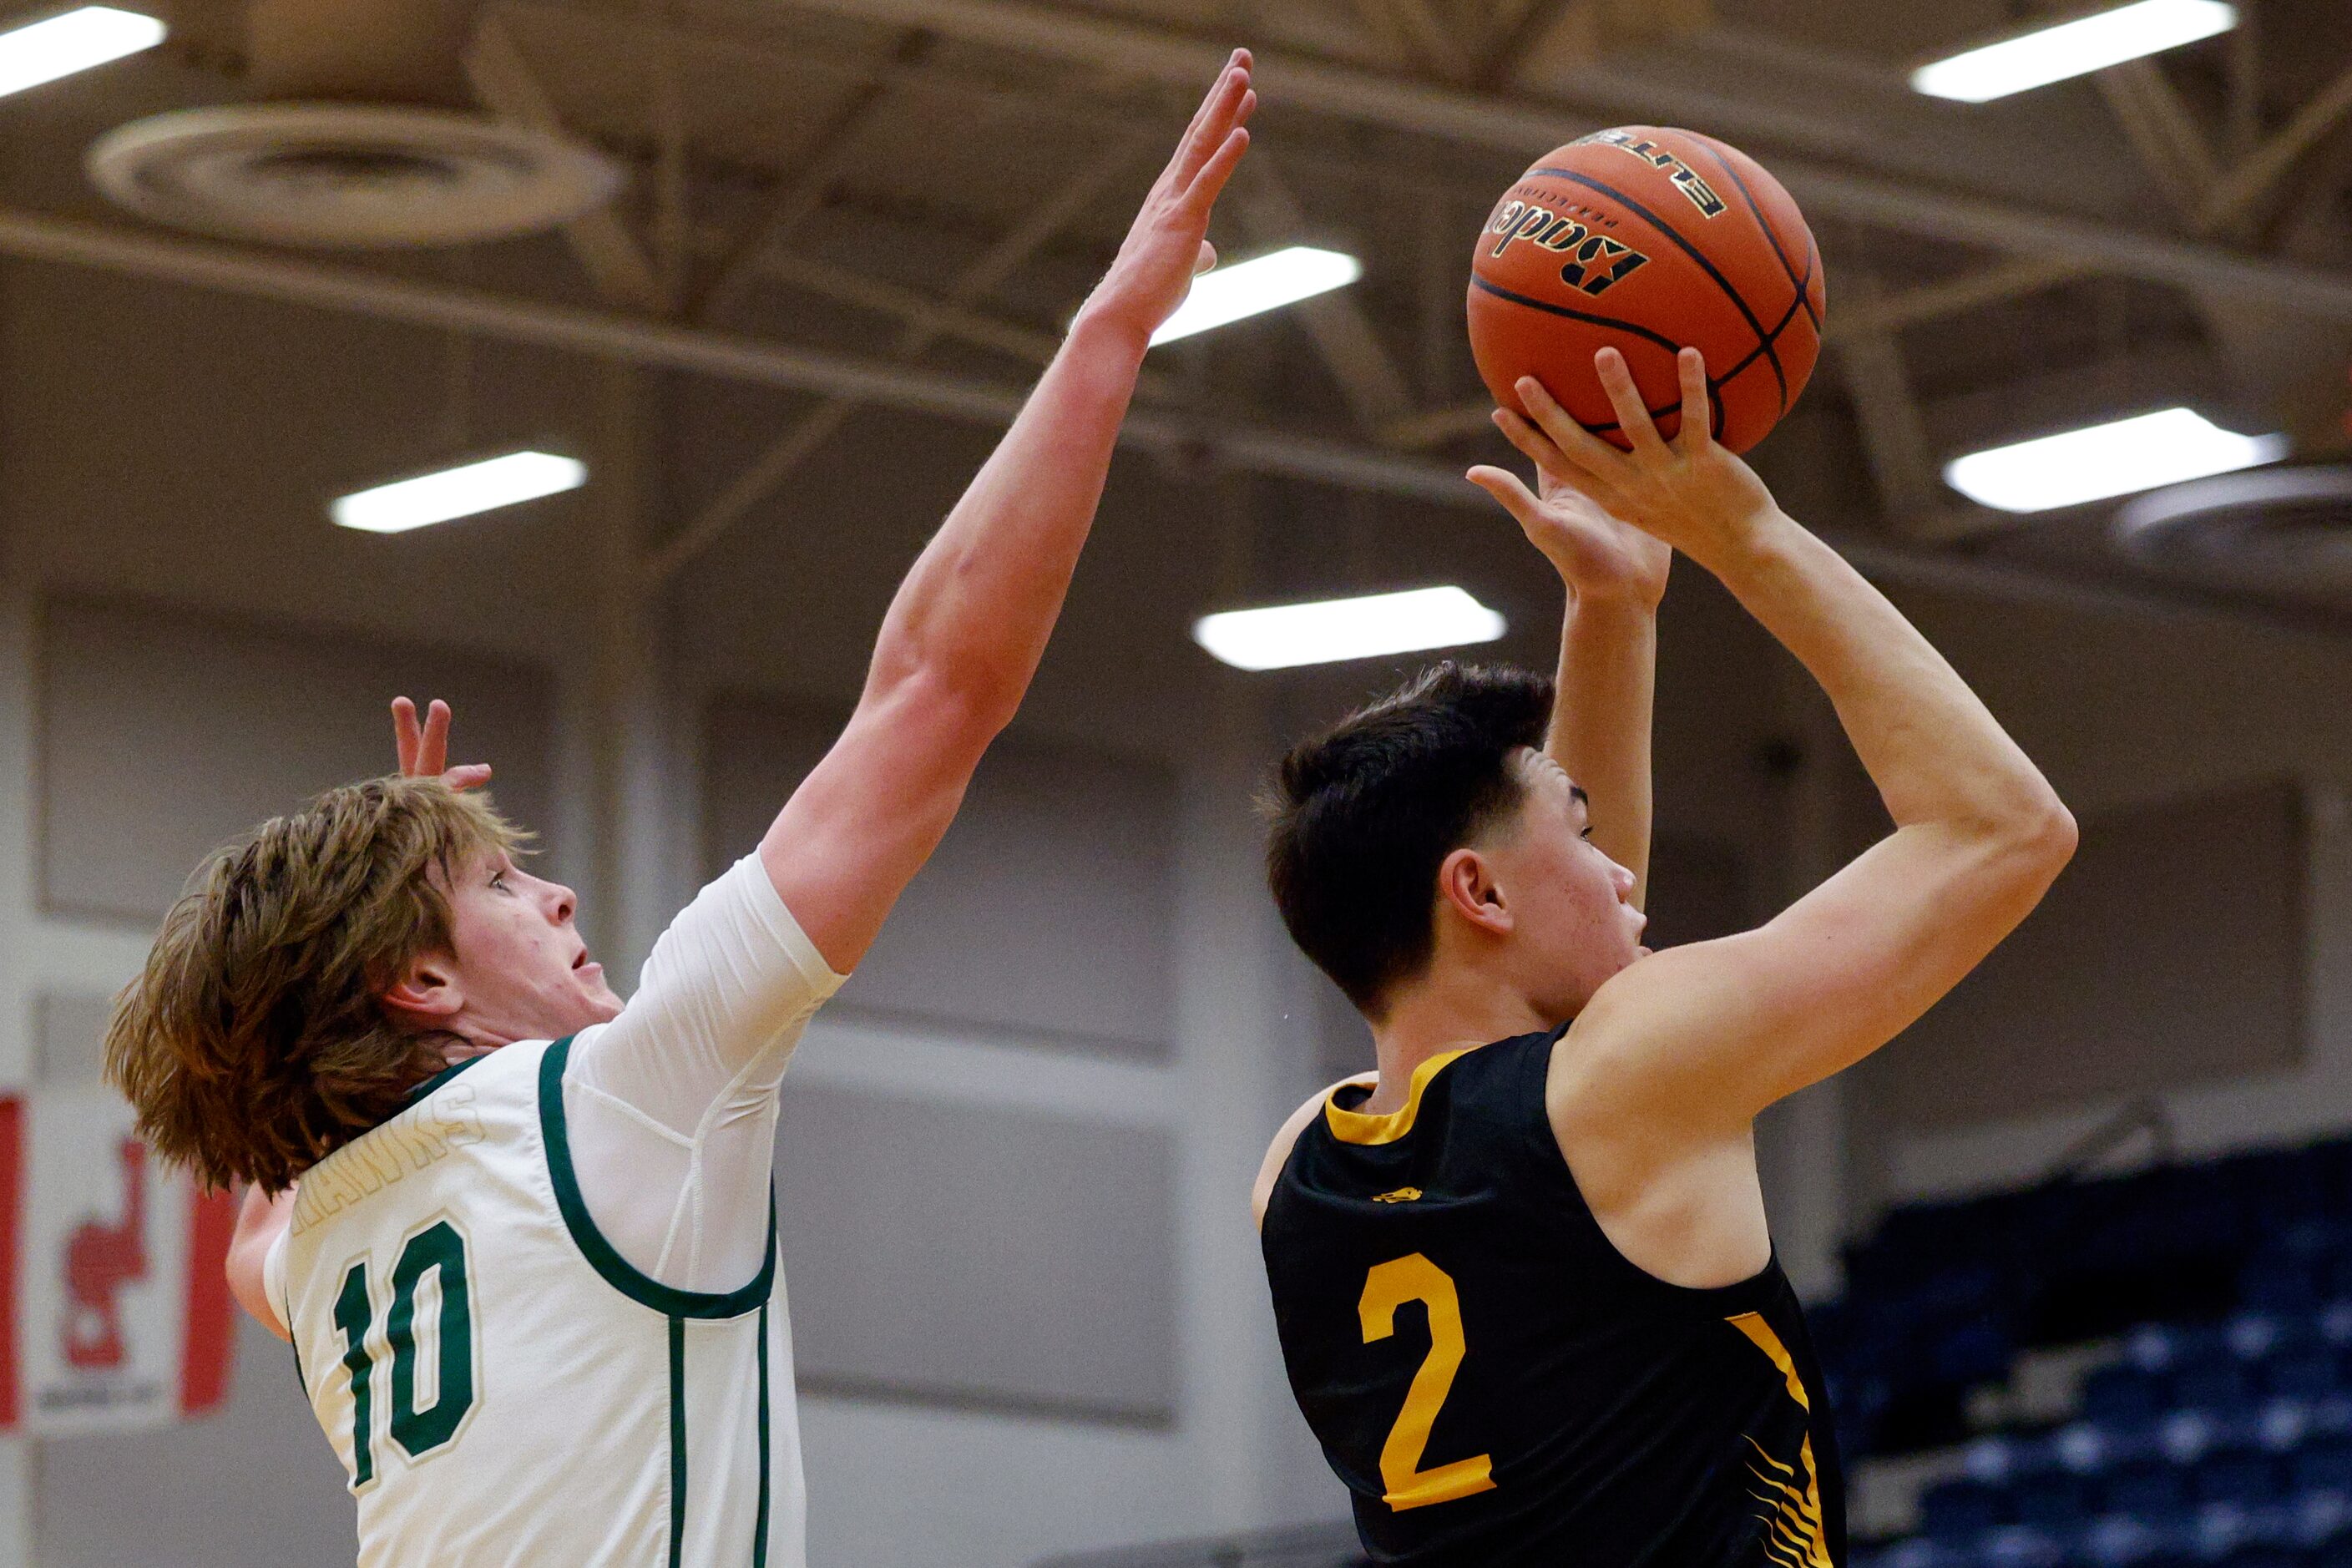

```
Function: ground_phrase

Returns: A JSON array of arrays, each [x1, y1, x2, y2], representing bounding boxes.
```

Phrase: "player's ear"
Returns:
[[382, 952, 463, 1025], [1436, 847, 1513, 937]]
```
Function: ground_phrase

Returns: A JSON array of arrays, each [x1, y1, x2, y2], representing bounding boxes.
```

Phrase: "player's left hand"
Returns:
[[392, 696, 493, 791], [1075, 49, 1256, 346], [1469, 395, 1672, 612]]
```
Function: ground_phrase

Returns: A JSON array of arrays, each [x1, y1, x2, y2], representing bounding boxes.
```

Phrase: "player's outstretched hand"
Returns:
[[1510, 347, 1781, 571], [392, 696, 493, 792], [1468, 413, 1671, 612], [1077, 49, 1255, 346]]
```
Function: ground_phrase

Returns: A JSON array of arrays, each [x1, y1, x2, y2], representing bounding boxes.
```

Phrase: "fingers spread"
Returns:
[[1512, 378, 1622, 478], [1594, 348, 1666, 458], [1466, 465, 1542, 523], [1184, 124, 1251, 210], [1172, 55, 1252, 190]]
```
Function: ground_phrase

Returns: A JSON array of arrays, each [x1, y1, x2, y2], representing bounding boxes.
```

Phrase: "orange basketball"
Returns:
[[1466, 127, 1825, 454]]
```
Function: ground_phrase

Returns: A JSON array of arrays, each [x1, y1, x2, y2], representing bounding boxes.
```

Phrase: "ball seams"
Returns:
[[1685, 138, 1821, 336]]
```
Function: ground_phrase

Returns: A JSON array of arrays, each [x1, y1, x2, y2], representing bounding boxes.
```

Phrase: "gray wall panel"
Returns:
[[704, 695, 1176, 1056], [39, 598, 557, 923], [776, 1086, 1176, 1424], [1859, 779, 2305, 1129]]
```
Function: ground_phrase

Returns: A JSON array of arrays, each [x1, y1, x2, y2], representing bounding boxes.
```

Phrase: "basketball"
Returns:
[[1466, 127, 1825, 453]]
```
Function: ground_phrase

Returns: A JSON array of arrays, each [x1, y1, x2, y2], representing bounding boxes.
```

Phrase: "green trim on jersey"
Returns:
[[537, 1035, 778, 1318], [668, 1317, 689, 1568], [407, 1053, 490, 1104], [755, 1302, 771, 1568]]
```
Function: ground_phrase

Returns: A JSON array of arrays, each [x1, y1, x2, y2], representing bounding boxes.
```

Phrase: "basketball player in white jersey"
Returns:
[[104, 52, 1257, 1567]]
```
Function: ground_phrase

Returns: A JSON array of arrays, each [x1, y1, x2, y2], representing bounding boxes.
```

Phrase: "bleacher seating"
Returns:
[[1840, 1133, 2352, 1567]]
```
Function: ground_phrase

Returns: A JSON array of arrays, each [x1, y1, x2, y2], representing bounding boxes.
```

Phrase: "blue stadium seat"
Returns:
[[1979, 1524, 2069, 1567], [2014, 1470, 2097, 1529], [2202, 1451, 2287, 1507], [1969, 1433, 2062, 1485], [2080, 1511, 2196, 1567], [2086, 1363, 2171, 1426], [1877, 1539, 1971, 1568], [2106, 1458, 2193, 1516], [2133, 1323, 2233, 1374], [1920, 1476, 2009, 1537], [2060, 1418, 2163, 1476], [2294, 1493, 2352, 1549], [2179, 1355, 2261, 1411], [2247, 1257, 2329, 1315], [2270, 1350, 2345, 1402], [2217, 1546, 2311, 1568], [2294, 1436, 2352, 1495], [2234, 1313, 2328, 1364], [2163, 1409, 2260, 1466]]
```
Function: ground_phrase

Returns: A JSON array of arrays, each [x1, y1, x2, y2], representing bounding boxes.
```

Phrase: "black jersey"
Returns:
[[1261, 1027, 1844, 1567]]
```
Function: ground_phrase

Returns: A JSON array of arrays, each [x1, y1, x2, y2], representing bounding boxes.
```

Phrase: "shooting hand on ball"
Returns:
[[1469, 404, 1671, 613], [1076, 50, 1256, 349], [1509, 346, 1781, 572]]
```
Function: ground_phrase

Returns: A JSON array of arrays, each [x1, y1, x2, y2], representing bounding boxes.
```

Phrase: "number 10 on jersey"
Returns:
[[333, 1218, 480, 1490]]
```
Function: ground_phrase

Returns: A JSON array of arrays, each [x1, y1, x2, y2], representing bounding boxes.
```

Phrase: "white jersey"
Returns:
[[279, 1037, 801, 1567], [267, 854, 841, 1565]]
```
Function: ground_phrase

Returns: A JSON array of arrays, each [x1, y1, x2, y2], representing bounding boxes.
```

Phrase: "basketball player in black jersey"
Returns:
[[1253, 346, 2076, 1567]]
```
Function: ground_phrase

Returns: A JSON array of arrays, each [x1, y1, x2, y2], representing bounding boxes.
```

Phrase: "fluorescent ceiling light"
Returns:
[[332, 451, 587, 534], [0, 7, 165, 99], [1151, 246, 1362, 347], [1944, 408, 2286, 513], [1193, 586, 1505, 672], [1912, 0, 2235, 101]]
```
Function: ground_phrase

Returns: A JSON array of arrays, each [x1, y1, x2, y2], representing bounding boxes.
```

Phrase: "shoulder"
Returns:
[[1251, 1075, 1376, 1231]]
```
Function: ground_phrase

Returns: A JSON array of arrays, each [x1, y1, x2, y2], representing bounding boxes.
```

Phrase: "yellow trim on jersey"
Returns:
[[1323, 1050, 1472, 1146], [1726, 1313, 1834, 1568]]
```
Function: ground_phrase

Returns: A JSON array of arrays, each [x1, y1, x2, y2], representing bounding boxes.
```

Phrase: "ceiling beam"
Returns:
[[2, 210, 2339, 643], [0, 207, 1474, 507], [463, 14, 665, 312], [766, 0, 2352, 323], [690, 31, 931, 322], [648, 135, 1153, 583], [2198, 56, 2352, 239], [1231, 160, 1416, 435]]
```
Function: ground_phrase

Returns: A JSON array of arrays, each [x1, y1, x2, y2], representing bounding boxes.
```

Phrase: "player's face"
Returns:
[[1489, 750, 1648, 1014], [441, 851, 625, 1041]]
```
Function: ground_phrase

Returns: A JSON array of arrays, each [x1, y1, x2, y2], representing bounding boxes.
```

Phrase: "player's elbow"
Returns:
[[2005, 790, 2078, 878], [1974, 790, 2077, 900], [876, 660, 1017, 756]]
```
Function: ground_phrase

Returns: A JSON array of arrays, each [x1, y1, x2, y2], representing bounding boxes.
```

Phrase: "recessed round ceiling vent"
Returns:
[[87, 104, 624, 249], [2111, 465, 2352, 604]]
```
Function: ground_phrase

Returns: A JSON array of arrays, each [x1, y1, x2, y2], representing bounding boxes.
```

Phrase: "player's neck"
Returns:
[[1363, 967, 1553, 1115]]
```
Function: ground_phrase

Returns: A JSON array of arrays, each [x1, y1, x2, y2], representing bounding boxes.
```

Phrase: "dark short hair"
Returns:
[[1265, 661, 1553, 1014]]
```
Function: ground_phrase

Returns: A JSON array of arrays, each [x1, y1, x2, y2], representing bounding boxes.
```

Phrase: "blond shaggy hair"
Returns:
[[106, 776, 526, 1194]]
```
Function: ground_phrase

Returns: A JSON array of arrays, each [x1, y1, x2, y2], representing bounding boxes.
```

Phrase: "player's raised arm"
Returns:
[[1470, 402, 1671, 906], [1545, 346, 2076, 1135], [761, 53, 1255, 974]]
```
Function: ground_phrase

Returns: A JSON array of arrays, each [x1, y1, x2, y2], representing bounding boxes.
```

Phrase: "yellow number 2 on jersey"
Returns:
[[1358, 1253, 1499, 1512]]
